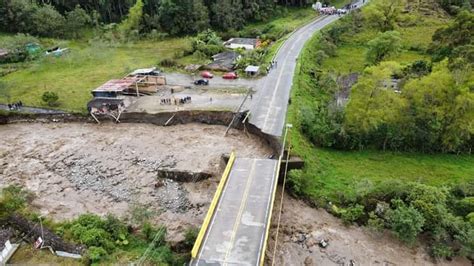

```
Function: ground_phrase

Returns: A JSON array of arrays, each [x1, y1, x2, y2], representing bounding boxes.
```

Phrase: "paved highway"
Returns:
[[191, 3, 367, 265], [250, 5, 364, 137], [191, 158, 278, 265]]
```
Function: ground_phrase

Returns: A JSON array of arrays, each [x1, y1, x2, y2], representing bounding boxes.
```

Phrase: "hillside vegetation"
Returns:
[[288, 0, 473, 260]]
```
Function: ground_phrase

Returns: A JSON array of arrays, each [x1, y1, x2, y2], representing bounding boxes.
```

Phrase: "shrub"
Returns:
[[0, 185, 32, 217], [41, 91, 59, 107], [453, 197, 474, 217], [341, 204, 365, 225], [467, 212, 474, 224], [159, 58, 177, 68], [387, 199, 425, 245], [367, 211, 385, 233], [86, 246, 108, 263], [431, 242, 454, 259], [183, 227, 199, 248]]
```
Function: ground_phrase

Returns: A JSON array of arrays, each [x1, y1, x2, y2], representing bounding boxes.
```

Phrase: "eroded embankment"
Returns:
[[1, 110, 283, 154]]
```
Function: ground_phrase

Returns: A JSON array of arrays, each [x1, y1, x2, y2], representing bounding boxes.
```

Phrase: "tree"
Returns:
[[0, 0, 38, 33], [364, 0, 406, 31], [344, 62, 406, 148], [430, 10, 474, 62], [387, 199, 425, 245], [118, 0, 144, 35], [403, 60, 473, 153], [31, 5, 66, 37], [42, 91, 59, 107], [65, 5, 91, 38], [366, 31, 401, 65], [158, 0, 209, 35], [211, 0, 245, 31]]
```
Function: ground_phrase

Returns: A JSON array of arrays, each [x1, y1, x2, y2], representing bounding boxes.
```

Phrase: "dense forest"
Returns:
[[0, 0, 317, 38]]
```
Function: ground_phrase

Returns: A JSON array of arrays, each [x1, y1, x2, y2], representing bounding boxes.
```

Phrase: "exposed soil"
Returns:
[[0, 122, 272, 242], [266, 188, 471, 266]]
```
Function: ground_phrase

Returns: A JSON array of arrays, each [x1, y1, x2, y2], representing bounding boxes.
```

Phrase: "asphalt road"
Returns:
[[191, 158, 278, 265], [250, 3, 365, 137]]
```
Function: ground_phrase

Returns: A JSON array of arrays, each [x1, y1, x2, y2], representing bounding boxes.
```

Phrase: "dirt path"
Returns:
[[0, 122, 271, 242], [266, 189, 470, 266]]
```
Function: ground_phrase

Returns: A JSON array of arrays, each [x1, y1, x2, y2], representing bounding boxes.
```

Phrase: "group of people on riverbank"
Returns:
[[160, 96, 192, 105], [7, 101, 23, 110]]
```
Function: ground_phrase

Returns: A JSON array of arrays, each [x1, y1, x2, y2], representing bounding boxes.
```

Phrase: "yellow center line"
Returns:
[[223, 159, 257, 265]]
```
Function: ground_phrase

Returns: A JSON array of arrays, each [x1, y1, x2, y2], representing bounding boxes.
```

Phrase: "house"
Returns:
[[245, 65, 260, 76], [224, 38, 261, 50], [206, 51, 240, 72]]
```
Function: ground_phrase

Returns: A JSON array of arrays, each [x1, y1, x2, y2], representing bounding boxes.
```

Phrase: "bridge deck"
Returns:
[[192, 158, 278, 265]]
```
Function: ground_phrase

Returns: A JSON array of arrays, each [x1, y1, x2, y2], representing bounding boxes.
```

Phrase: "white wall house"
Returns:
[[224, 38, 260, 50]]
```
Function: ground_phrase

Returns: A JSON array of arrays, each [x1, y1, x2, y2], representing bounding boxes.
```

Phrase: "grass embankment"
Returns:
[[287, 11, 474, 205]]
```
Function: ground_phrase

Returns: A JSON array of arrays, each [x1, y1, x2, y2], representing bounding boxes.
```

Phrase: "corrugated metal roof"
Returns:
[[226, 38, 258, 46], [245, 65, 260, 72], [130, 67, 157, 76], [93, 78, 138, 92]]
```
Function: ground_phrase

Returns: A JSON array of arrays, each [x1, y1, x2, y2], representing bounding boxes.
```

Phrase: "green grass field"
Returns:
[[0, 38, 192, 113], [287, 10, 474, 205], [322, 15, 444, 75], [0, 7, 320, 113]]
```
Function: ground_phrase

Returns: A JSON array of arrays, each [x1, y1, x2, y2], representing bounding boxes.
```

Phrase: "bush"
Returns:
[[431, 242, 454, 259], [387, 199, 425, 245], [0, 185, 32, 217], [41, 91, 59, 107], [183, 227, 199, 248], [367, 211, 385, 233], [341, 204, 365, 225], [159, 58, 177, 68], [86, 246, 108, 263], [453, 197, 474, 217]]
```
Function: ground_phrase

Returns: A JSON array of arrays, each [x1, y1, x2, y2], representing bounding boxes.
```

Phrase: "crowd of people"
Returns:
[[266, 60, 278, 73], [160, 96, 192, 105], [7, 101, 23, 110]]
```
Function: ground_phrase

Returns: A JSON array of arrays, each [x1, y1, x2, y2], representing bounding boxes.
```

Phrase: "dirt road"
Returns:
[[0, 122, 271, 242], [266, 189, 470, 266]]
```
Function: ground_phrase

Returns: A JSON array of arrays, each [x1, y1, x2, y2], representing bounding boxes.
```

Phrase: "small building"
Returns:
[[245, 65, 260, 76], [92, 79, 136, 98], [129, 67, 161, 76], [224, 38, 261, 50], [206, 51, 240, 72]]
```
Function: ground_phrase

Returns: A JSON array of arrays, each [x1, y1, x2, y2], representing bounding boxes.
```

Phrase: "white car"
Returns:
[[337, 9, 348, 14]]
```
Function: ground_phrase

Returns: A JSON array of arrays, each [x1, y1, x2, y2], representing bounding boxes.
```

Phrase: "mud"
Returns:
[[0, 122, 272, 242], [266, 189, 471, 266]]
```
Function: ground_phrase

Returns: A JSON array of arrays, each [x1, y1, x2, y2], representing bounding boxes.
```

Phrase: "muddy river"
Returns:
[[0, 122, 271, 242]]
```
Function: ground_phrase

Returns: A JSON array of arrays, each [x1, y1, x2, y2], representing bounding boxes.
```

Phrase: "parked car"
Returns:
[[223, 72, 238, 79], [201, 71, 214, 78], [194, 79, 209, 85]]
